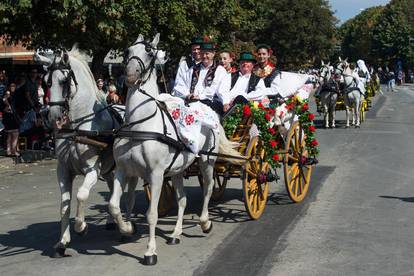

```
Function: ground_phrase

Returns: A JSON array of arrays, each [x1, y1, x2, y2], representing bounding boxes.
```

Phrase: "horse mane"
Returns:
[[68, 46, 107, 105]]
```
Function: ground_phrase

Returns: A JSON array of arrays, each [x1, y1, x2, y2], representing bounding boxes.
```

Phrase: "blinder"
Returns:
[[47, 54, 78, 111], [124, 40, 158, 86]]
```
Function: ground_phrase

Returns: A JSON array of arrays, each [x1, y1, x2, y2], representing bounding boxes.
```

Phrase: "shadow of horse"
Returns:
[[379, 195, 414, 203]]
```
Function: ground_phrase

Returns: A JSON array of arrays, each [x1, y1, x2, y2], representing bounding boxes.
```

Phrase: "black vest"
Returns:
[[230, 72, 261, 93], [190, 61, 219, 94], [263, 69, 281, 87]]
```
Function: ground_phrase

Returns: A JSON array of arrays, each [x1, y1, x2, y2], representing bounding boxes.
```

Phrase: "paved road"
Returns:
[[1, 85, 414, 275]]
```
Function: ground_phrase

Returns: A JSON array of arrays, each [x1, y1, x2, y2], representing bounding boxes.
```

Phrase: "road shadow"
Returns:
[[379, 195, 414, 203]]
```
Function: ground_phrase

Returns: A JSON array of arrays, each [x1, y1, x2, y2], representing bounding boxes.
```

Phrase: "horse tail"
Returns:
[[217, 124, 244, 164]]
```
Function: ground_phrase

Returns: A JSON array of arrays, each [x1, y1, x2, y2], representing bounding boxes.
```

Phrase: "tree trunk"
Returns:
[[91, 50, 108, 79]]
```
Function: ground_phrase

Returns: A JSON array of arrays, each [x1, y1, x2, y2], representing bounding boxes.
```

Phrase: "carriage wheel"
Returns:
[[243, 137, 270, 220], [283, 121, 313, 203], [360, 102, 366, 122], [198, 173, 228, 201], [144, 180, 175, 217]]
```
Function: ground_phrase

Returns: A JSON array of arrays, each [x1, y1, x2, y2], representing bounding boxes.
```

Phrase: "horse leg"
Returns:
[[74, 169, 99, 235], [126, 177, 138, 220], [144, 171, 164, 265], [355, 100, 361, 128], [345, 105, 350, 128], [53, 162, 74, 258], [101, 171, 117, 230], [323, 104, 329, 128], [167, 173, 186, 245], [198, 159, 214, 233], [108, 169, 136, 235]]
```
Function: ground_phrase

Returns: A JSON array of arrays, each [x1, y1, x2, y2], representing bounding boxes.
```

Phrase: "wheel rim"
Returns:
[[243, 137, 270, 220], [144, 180, 175, 217], [283, 121, 312, 203]]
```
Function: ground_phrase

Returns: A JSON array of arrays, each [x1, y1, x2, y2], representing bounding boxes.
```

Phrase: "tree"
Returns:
[[339, 6, 384, 65], [372, 0, 414, 67], [253, 0, 337, 69]]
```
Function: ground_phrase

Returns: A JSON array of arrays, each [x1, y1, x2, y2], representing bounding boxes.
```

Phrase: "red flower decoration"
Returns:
[[269, 140, 278, 148], [309, 113, 315, 121], [185, 114, 195, 125], [311, 140, 319, 146], [309, 125, 316, 132], [272, 154, 279, 161], [258, 103, 264, 109], [302, 103, 309, 111], [269, 127, 276, 135], [171, 109, 180, 120], [268, 108, 276, 115], [286, 102, 295, 111], [265, 113, 271, 121], [243, 105, 251, 117]]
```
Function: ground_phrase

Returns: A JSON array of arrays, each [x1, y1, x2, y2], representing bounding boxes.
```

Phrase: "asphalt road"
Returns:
[[1, 85, 414, 275]]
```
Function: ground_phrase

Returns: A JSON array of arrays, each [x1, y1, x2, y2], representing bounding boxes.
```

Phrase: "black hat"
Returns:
[[256, 44, 272, 51], [238, 52, 256, 63], [190, 37, 204, 46], [200, 42, 216, 51]]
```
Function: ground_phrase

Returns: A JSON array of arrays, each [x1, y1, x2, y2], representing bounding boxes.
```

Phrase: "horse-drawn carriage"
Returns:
[[36, 34, 318, 264]]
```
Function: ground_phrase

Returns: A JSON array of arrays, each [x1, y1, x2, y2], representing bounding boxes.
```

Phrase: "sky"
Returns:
[[329, 0, 391, 23]]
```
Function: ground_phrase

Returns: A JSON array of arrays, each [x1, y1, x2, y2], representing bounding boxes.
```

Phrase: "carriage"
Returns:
[[145, 101, 317, 220]]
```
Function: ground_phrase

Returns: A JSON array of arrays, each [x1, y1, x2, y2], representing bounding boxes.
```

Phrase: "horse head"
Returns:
[[319, 62, 332, 83], [41, 50, 79, 126], [124, 33, 167, 87]]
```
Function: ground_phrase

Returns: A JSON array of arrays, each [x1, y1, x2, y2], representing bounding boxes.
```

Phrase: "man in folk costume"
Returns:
[[253, 44, 280, 87], [220, 52, 267, 113], [174, 37, 203, 89], [172, 42, 228, 114]]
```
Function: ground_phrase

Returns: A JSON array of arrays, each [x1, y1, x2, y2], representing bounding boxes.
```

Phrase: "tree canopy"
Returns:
[[0, 0, 338, 74], [339, 0, 414, 68]]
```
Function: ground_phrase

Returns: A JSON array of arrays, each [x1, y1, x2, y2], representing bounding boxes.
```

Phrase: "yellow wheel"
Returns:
[[243, 137, 270, 220], [198, 172, 228, 201], [360, 101, 366, 122], [144, 180, 175, 217], [283, 121, 313, 203]]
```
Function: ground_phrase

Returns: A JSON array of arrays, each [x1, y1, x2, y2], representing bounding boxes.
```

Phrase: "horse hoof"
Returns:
[[167, 237, 180, 245], [345, 126, 350, 129], [355, 125, 360, 128], [202, 222, 213, 234], [105, 223, 117, 231], [51, 243, 69, 258], [144, 254, 158, 266], [76, 224, 88, 237]]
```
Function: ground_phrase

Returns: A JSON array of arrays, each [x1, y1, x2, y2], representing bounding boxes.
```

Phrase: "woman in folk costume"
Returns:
[[219, 49, 237, 74], [356, 59, 370, 94], [253, 44, 279, 87]]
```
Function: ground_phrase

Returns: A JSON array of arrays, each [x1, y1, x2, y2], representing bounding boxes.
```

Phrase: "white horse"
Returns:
[[35, 49, 135, 258], [108, 34, 241, 265], [318, 61, 339, 128], [335, 58, 364, 128]]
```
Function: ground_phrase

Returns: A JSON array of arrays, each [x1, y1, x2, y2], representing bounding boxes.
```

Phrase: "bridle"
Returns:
[[124, 40, 158, 86], [46, 53, 78, 113]]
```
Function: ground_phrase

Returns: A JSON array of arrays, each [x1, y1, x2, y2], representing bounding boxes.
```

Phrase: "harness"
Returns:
[[47, 54, 78, 112]]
